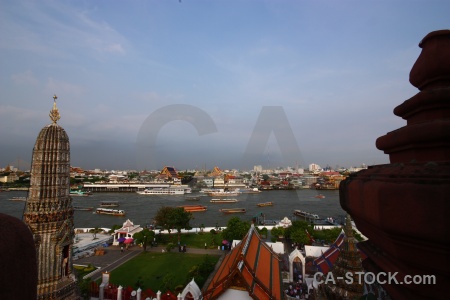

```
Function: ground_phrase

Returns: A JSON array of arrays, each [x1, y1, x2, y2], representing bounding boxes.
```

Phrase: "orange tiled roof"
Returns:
[[202, 225, 283, 300], [209, 166, 222, 177], [160, 166, 179, 178]]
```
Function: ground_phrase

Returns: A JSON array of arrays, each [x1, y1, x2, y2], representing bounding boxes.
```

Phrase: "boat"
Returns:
[[315, 194, 325, 199], [100, 201, 120, 207], [185, 196, 200, 201], [178, 205, 207, 212], [9, 196, 27, 201], [257, 202, 273, 207], [210, 198, 238, 203], [240, 187, 261, 194], [137, 187, 185, 195], [73, 206, 94, 211], [70, 190, 91, 196], [293, 210, 319, 220], [96, 208, 126, 216], [199, 188, 220, 194], [220, 208, 246, 214], [207, 189, 240, 197]]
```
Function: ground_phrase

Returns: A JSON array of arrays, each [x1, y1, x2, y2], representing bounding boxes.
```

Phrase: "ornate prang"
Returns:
[[24, 97, 79, 299], [49, 94, 61, 124]]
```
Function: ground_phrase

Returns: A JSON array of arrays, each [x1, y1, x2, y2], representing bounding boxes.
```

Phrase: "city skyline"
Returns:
[[1, 0, 449, 170]]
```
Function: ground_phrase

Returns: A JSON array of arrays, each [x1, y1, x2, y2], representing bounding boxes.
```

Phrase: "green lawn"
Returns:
[[107, 251, 220, 292], [161, 232, 224, 249]]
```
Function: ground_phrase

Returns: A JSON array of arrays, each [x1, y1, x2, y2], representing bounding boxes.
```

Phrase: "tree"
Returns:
[[170, 207, 192, 243], [89, 227, 102, 240], [290, 229, 310, 245], [221, 217, 251, 242], [133, 228, 155, 251], [154, 206, 192, 243], [270, 226, 285, 242], [154, 206, 175, 233]]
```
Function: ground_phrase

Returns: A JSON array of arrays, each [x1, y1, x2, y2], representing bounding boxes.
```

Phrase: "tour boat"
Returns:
[[207, 189, 240, 197], [9, 196, 27, 201], [70, 190, 91, 196], [73, 206, 94, 211], [293, 210, 319, 220], [100, 201, 120, 207], [210, 198, 239, 203], [137, 187, 185, 195], [96, 208, 126, 216], [240, 187, 261, 194], [178, 205, 207, 212], [220, 208, 246, 214], [257, 202, 273, 207]]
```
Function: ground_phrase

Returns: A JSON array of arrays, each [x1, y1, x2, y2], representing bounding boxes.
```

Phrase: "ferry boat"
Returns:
[[137, 187, 185, 195], [240, 187, 261, 194], [73, 206, 94, 211], [257, 202, 273, 207], [70, 190, 91, 196], [293, 210, 319, 220], [9, 196, 27, 201], [100, 201, 120, 207], [207, 189, 240, 197], [210, 198, 239, 203], [178, 205, 207, 212], [220, 208, 246, 214], [96, 208, 126, 216]]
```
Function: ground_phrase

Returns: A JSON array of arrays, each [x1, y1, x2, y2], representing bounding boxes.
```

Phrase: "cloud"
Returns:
[[0, 0, 129, 60], [44, 78, 85, 97], [11, 70, 39, 86]]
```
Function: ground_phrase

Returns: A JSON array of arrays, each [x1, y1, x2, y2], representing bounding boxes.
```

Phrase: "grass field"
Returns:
[[107, 251, 221, 292], [161, 231, 224, 249]]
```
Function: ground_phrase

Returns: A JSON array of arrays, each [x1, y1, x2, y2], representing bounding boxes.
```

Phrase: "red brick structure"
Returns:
[[340, 30, 450, 299]]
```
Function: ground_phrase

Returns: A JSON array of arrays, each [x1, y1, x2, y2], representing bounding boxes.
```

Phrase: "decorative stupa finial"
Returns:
[[344, 213, 354, 238], [49, 94, 60, 124]]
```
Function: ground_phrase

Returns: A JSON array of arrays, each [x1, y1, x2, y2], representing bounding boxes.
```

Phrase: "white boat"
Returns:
[[96, 208, 126, 216], [240, 187, 261, 194], [210, 198, 239, 203], [137, 187, 185, 195], [294, 209, 319, 220], [70, 190, 91, 196], [9, 196, 27, 201], [207, 189, 240, 197]]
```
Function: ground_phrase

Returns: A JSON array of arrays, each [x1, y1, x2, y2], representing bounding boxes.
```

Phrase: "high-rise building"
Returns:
[[23, 96, 79, 299]]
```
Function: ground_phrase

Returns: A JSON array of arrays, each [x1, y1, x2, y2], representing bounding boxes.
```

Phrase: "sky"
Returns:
[[0, 0, 449, 171]]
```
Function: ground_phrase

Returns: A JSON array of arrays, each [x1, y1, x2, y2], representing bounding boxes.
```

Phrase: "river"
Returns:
[[1, 189, 346, 228]]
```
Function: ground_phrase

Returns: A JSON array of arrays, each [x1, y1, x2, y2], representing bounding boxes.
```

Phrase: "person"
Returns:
[[121, 246, 124, 253], [205, 243, 207, 249]]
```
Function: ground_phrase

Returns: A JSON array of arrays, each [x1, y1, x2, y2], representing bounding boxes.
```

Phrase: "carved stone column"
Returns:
[[340, 30, 450, 299]]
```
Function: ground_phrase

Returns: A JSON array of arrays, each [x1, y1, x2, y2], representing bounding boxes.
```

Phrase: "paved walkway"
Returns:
[[75, 245, 224, 281]]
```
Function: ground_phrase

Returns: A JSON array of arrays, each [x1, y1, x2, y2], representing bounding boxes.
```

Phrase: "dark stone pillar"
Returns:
[[340, 30, 450, 299], [0, 213, 37, 300]]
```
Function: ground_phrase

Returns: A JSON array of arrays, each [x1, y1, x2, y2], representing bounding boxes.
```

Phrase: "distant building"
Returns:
[[157, 166, 181, 183], [253, 165, 263, 172], [308, 163, 322, 173], [0, 173, 18, 183]]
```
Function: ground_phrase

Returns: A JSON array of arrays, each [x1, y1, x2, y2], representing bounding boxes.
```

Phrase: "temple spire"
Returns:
[[49, 94, 61, 124]]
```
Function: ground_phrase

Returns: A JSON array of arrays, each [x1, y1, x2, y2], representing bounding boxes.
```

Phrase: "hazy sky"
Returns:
[[1, 0, 448, 171]]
